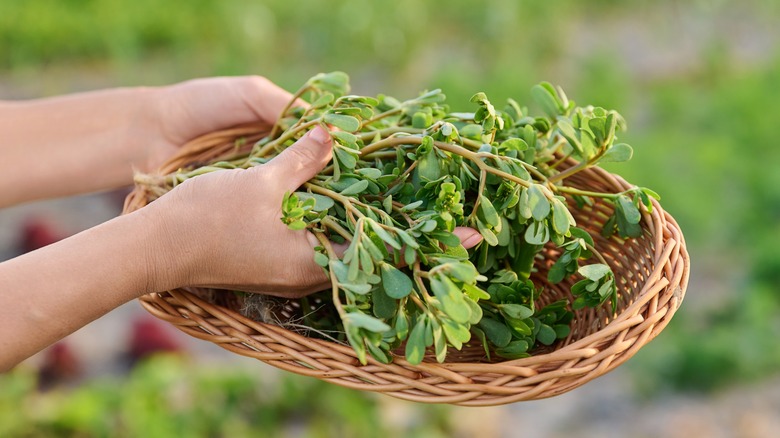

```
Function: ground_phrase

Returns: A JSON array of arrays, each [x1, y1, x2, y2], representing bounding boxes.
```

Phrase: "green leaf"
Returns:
[[431, 231, 461, 248], [588, 116, 606, 145], [600, 143, 633, 163], [641, 187, 661, 200], [347, 256, 360, 282], [368, 221, 402, 250], [395, 229, 420, 249], [460, 124, 482, 140], [547, 258, 569, 284], [324, 113, 360, 132], [471, 327, 491, 360], [478, 318, 512, 348], [527, 185, 551, 221], [380, 263, 413, 299], [478, 195, 500, 227], [518, 188, 532, 219], [356, 168, 382, 180], [500, 138, 528, 151], [470, 92, 488, 104], [311, 71, 349, 91], [495, 340, 530, 360], [431, 319, 447, 363], [578, 264, 611, 281], [444, 244, 469, 259], [601, 214, 617, 238], [463, 283, 491, 301], [524, 220, 549, 245], [359, 246, 374, 275], [366, 342, 391, 364], [394, 309, 409, 340], [331, 130, 358, 146], [554, 324, 571, 338], [430, 276, 471, 324], [416, 148, 443, 182], [334, 147, 357, 169], [404, 245, 417, 266], [496, 217, 511, 246], [310, 92, 334, 109], [412, 112, 431, 129], [569, 227, 594, 247], [617, 195, 641, 224], [531, 83, 561, 118], [295, 192, 335, 211], [447, 262, 478, 283], [344, 325, 367, 365], [506, 317, 532, 336], [466, 298, 483, 325], [314, 252, 329, 267], [551, 198, 573, 235], [330, 260, 350, 283], [285, 219, 306, 230], [500, 304, 534, 320], [340, 282, 372, 295], [382, 195, 393, 213], [616, 209, 642, 238], [400, 200, 424, 212], [420, 220, 438, 233], [557, 120, 583, 156], [441, 318, 471, 350], [344, 312, 390, 333], [339, 179, 369, 195], [476, 219, 499, 246], [372, 285, 396, 319], [405, 318, 428, 365], [536, 324, 557, 346]]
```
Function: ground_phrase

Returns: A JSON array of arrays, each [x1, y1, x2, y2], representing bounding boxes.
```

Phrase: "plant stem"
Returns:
[[360, 107, 403, 128], [268, 84, 311, 139], [556, 186, 619, 199], [314, 232, 347, 318], [585, 242, 610, 267], [468, 168, 488, 223], [321, 216, 353, 242], [256, 119, 320, 157], [357, 127, 424, 142]]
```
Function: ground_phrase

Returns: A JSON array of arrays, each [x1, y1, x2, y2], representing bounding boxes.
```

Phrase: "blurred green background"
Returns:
[[2, 0, 779, 436]]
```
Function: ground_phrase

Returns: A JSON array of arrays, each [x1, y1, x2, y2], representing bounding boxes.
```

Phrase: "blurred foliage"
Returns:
[[0, 355, 454, 438], [624, 61, 780, 393], [1, 0, 779, 393]]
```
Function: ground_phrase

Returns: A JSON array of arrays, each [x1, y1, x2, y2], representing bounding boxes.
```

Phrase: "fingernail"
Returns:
[[461, 230, 483, 248], [308, 125, 331, 145]]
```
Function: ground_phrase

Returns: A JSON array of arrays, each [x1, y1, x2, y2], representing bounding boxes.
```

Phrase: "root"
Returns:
[[133, 172, 173, 200]]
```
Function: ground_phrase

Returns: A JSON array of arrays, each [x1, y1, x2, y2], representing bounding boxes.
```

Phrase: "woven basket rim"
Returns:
[[123, 125, 690, 406]]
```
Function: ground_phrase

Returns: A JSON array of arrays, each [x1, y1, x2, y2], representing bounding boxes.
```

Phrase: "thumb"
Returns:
[[262, 125, 332, 191]]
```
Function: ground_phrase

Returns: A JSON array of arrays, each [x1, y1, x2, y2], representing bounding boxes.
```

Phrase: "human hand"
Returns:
[[142, 125, 483, 299], [139, 76, 295, 173]]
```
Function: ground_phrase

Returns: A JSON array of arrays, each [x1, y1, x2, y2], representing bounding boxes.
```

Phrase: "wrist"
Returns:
[[130, 197, 201, 294], [125, 85, 170, 174]]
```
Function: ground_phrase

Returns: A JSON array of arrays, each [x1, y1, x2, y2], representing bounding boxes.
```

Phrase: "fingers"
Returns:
[[453, 227, 483, 249], [163, 76, 296, 142], [236, 76, 301, 123], [261, 126, 332, 191]]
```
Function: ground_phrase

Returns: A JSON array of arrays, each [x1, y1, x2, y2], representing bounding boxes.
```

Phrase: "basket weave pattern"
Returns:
[[123, 126, 689, 406]]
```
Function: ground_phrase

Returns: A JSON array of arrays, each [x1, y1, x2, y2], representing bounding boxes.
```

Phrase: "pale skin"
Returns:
[[0, 76, 483, 371]]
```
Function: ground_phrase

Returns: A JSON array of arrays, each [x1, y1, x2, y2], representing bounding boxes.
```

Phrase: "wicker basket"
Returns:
[[123, 124, 689, 406]]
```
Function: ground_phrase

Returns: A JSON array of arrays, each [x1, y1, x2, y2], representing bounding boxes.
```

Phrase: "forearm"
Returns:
[[0, 207, 188, 371], [0, 88, 160, 208]]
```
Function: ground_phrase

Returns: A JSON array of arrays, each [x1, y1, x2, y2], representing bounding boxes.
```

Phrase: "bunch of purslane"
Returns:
[[156, 72, 658, 365]]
